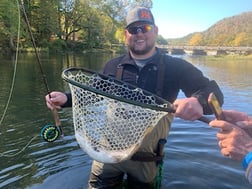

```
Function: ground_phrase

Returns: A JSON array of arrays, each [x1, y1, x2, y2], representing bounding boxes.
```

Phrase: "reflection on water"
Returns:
[[0, 53, 252, 189], [184, 55, 252, 114], [186, 56, 252, 90]]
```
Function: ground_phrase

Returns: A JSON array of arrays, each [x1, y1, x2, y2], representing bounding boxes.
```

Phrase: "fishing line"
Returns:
[[0, 136, 39, 158], [1, 1, 63, 158], [0, 0, 41, 158], [0, 0, 21, 127]]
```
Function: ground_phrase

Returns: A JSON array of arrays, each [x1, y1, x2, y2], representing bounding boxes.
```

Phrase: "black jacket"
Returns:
[[102, 48, 224, 114]]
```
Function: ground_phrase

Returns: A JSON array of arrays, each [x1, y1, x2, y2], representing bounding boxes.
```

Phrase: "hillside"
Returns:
[[168, 11, 252, 46]]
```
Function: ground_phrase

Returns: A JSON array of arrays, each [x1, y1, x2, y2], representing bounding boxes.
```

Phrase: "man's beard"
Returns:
[[129, 43, 153, 55]]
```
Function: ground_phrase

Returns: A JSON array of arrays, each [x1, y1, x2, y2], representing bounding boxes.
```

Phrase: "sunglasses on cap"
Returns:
[[127, 24, 153, 35]]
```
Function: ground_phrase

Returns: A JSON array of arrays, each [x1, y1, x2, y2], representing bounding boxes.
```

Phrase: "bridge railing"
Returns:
[[157, 45, 252, 51]]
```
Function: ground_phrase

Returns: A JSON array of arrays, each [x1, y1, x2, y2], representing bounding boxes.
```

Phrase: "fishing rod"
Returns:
[[18, 0, 63, 142]]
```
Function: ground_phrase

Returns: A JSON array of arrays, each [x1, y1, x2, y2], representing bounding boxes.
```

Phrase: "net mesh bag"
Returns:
[[62, 67, 174, 163]]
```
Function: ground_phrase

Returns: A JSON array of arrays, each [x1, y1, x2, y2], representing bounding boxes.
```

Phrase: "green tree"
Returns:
[[0, 0, 154, 51], [157, 35, 168, 45], [0, 0, 24, 52], [29, 0, 61, 45]]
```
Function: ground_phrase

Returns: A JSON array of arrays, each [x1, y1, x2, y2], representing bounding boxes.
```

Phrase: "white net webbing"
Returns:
[[63, 68, 173, 163]]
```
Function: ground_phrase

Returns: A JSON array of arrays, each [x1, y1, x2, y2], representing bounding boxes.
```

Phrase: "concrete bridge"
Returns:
[[157, 45, 252, 55]]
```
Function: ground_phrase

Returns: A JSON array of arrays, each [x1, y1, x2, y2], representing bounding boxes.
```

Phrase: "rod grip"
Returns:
[[51, 106, 63, 136], [52, 108, 61, 126]]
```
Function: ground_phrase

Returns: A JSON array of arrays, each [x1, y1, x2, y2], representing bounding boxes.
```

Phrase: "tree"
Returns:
[[32, 0, 61, 43], [189, 33, 203, 46], [233, 32, 251, 46], [157, 35, 168, 45], [0, 0, 154, 51], [0, 0, 25, 52]]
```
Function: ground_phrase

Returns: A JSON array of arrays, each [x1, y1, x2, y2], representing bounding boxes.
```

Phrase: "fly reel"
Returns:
[[40, 124, 61, 142]]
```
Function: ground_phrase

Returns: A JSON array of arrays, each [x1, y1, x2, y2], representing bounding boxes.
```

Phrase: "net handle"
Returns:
[[62, 67, 176, 113]]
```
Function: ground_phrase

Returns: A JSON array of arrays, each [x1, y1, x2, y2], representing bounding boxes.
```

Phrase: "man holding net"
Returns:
[[46, 6, 223, 189]]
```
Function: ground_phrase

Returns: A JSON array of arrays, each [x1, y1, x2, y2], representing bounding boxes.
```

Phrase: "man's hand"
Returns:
[[45, 91, 67, 110], [173, 97, 203, 121]]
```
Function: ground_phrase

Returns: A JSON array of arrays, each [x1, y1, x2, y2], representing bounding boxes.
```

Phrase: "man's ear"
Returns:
[[124, 29, 129, 37]]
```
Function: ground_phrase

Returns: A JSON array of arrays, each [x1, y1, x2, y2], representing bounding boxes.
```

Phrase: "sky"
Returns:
[[151, 0, 252, 38]]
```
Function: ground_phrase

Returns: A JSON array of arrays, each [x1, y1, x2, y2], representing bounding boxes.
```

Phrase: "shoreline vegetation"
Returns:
[[1, 43, 252, 60], [207, 54, 252, 59], [0, 42, 127, 55], [3, 40, 251, 58]]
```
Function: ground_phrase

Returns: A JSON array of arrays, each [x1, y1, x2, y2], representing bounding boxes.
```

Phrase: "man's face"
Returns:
[[125, 22, 158, 56]]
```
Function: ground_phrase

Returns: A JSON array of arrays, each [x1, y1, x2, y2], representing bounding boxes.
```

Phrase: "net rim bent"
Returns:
[[62, 67, 175, 113]]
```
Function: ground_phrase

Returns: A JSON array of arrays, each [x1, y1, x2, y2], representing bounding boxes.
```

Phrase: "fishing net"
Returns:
[[62, 67, 174, 163]]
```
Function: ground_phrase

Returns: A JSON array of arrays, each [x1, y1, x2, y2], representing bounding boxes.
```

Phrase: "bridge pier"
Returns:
[[170, 48, 185, 55], [192, 49, 207, 55]]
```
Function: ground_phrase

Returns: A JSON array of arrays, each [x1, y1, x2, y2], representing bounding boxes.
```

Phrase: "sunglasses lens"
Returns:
[[127, 27, 137, 34], [144, 25, 152, 32], [127, 24, 152, 34]]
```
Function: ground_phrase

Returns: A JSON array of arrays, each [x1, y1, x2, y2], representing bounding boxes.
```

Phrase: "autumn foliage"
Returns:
[[171, 11, 252, 47]]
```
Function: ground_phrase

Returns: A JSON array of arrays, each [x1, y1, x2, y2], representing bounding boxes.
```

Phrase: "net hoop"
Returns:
[[62, 67, 174, 163], [62, 67, 175, 113]]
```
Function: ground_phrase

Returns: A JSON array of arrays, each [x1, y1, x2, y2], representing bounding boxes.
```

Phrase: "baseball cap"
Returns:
[[126, 7, 155, 28]]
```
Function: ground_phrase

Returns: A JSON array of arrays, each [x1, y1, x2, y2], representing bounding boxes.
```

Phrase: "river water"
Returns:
[[0, 52, 252, 189]]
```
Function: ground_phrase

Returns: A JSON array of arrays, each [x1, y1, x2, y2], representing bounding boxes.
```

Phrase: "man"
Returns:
[[46, 6, 223, 189], [209, 110, 252, 183]]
